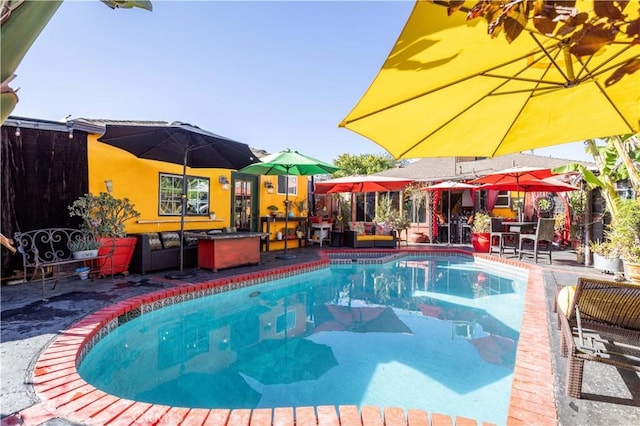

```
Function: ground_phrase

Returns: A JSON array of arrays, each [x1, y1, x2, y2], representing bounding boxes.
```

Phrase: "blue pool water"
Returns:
[[78, 255, 527, 424]]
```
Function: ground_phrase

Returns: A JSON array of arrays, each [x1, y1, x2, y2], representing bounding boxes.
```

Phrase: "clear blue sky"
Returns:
[[12, 0, 594, 164]]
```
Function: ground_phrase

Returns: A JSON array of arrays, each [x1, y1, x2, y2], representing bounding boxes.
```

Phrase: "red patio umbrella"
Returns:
[[423, 181, 478, 244], [470, 166, 553, 185], [471, 167, 555, 220], [479, 176, 577, 219], [314, 175, 413, 194], [478, 176, 578, 193]]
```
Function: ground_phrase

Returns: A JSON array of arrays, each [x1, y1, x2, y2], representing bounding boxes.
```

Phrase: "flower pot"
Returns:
[[91, 237, 137, 276], [472, 232, 491, 253], [622, 260, 640, 284], [409, 232, 427, 243], [593, 253, 623, 274], [75, 266, 90, 280], [73, 249, 98, 260]]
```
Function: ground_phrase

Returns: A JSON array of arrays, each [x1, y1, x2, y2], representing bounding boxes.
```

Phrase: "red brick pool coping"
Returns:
[[15, 249, 557, 426]]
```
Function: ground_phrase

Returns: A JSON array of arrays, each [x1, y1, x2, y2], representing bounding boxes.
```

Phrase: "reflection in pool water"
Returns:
[[78, 255, 527, 425]]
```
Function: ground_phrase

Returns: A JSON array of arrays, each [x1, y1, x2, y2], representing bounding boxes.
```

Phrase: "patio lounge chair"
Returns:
[[557, 277, 640, 398]]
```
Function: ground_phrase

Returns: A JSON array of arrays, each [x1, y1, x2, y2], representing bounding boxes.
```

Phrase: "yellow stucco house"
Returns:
[[2, 117, 312, 261]]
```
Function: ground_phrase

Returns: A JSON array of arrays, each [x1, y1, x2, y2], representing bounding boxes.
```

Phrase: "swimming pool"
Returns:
[[32, 249, 557, 425], [77, 254, 528, 424]]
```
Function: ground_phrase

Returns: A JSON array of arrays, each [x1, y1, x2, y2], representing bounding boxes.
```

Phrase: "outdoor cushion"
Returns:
[[355, 235, 378, 242], [355, 235, 394, 242], [349, 221, 365, 235], [376, 222, 391, 235], [185, 234, 200, 246], [557, 285, 576, 315], [363, 223, 375, 235], [145, 233, 163, 250], [160, 232, 181, 248]]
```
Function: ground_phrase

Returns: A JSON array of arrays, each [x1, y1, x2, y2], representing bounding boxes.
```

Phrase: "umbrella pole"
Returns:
[[166, 150, 195, 279], [180, 160, 186, 271], [284, 180, 289, 255], [447, 190, 452, 245]]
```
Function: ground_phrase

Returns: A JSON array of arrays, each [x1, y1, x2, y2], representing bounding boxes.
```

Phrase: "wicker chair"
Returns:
[[557, 277, 640, 398], [518, 217, 555, 263]]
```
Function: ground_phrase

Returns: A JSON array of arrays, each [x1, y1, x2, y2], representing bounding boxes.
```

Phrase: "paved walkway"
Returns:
[[1, 244, 638, 425]]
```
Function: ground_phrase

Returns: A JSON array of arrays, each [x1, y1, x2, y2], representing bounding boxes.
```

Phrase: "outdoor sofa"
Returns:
[[556, 277, 640, 398], [344, 221, 397, 248], [129, 231, 200, 275]]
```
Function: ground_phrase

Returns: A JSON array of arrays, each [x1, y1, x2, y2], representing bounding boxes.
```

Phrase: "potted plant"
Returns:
[[332, 201, 352, 232], [567, 190, 586, 250], [373, 194, 398, 225], [68, 192, 141, 276], [607, 198, 640, 283], [590, 240, 623, 274], [74, 266, 91, 280], [267, 205, 279, 218], [373, 194, 403, 238], [284, 200, 296, 218], [68, 238, 103, 260], [471, 211, 491, 252]]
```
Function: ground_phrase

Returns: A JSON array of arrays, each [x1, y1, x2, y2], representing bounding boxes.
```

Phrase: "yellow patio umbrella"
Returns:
[[339, 0, 639, 159]]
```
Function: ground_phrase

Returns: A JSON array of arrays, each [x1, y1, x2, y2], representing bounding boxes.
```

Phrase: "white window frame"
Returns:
[[159, 173, 210, 216], [495, 190, 511, 208], [277, 175, 298, 196]]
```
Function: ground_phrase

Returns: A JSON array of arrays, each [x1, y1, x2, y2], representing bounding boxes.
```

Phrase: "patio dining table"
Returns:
[[503, 221, 537, 234], [500, 221, 537, 254]]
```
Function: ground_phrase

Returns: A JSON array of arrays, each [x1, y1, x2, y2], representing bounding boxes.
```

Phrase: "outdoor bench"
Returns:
[[13, 228, 113, 300]]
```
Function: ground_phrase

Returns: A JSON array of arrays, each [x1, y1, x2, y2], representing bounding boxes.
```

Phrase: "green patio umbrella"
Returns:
[[239, 149, 339, 259]]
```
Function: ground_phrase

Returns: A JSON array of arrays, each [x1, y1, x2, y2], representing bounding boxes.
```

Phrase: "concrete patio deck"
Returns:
[[1, 243, 638, 425]]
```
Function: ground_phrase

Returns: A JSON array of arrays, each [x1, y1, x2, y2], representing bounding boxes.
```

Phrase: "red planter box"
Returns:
[[92, 237, 137, 276]]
